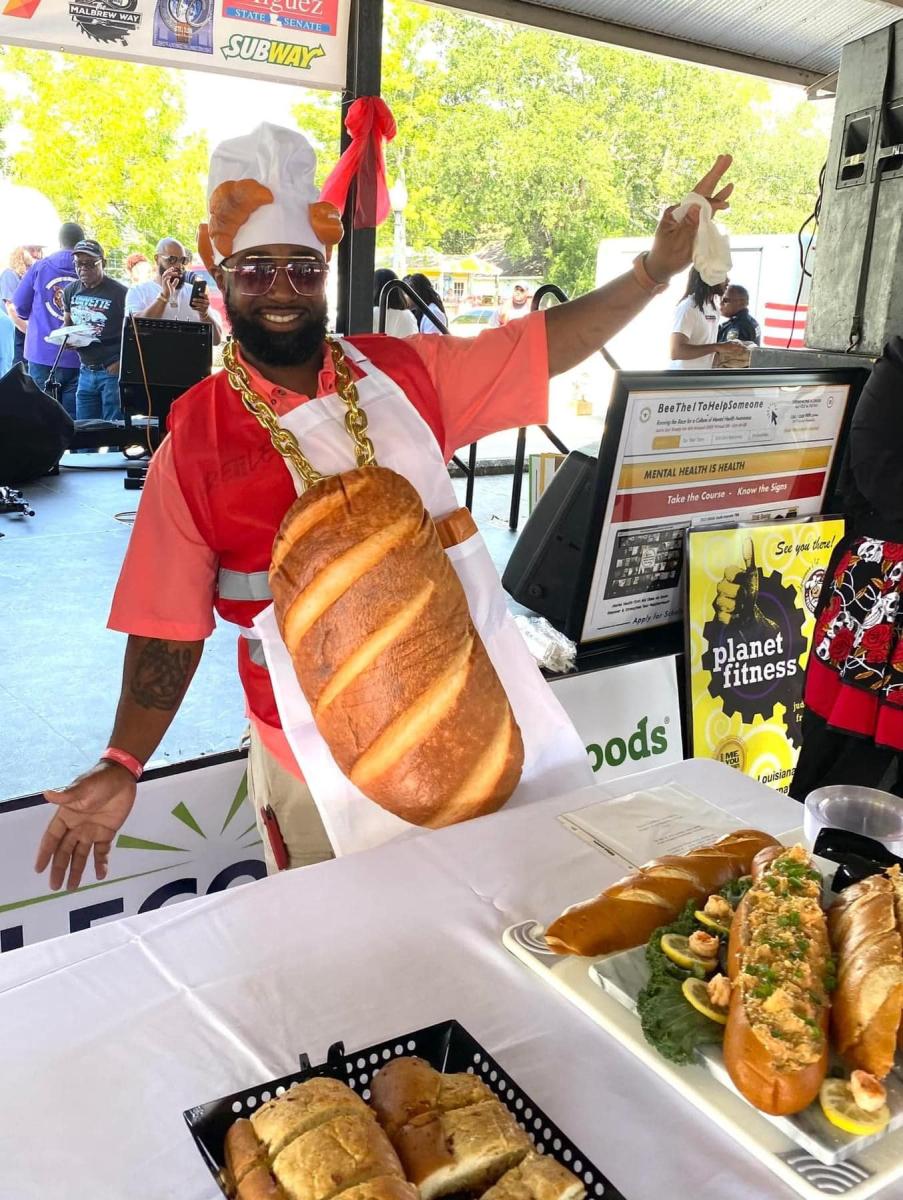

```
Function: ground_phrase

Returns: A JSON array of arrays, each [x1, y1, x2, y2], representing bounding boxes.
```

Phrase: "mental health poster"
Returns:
[[686, 517, 845, 792], [579, 376, 853, 643]]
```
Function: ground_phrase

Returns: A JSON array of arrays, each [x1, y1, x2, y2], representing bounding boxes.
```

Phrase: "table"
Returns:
[[0, 760, 804, 1200]]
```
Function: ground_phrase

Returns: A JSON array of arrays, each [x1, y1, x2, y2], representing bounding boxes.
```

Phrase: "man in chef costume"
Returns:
[[35, 122, 733, 890]]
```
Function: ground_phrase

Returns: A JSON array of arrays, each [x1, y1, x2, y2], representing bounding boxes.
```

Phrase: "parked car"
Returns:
[[447, 306, 498, 337]]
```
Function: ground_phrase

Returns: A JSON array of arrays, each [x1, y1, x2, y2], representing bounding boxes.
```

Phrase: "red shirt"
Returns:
[[108, 318, 549, 772]]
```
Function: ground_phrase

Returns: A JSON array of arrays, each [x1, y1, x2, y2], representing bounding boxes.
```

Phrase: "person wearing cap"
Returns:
[[126, 236, 221, 343], [34, 123, 734, 891], [12, 223, 84, 417], [62, 239, 128, 422]]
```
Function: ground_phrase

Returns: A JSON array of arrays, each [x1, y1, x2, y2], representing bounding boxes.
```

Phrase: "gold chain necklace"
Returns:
[[222, 336, 377, 490]]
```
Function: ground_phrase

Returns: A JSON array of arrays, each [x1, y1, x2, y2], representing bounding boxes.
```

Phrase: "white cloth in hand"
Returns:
[[672, 191, 732, 285]]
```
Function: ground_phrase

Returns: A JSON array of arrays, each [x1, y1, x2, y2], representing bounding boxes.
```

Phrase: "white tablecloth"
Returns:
[[0, 760, 806, 1200]]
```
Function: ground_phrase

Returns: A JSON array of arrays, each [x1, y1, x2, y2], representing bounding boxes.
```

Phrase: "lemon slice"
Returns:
[[694, 910, 731, 936], [681, 977, 729, 1024], [660, 933, 718, 973], [819, 1080, 890, 1136]]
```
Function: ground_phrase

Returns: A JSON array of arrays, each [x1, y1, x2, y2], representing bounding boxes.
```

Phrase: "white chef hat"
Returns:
[[198, 123, 342, 268]]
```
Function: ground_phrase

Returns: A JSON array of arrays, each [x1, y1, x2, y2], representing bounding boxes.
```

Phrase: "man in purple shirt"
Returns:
[[13, 222, 84, 418]]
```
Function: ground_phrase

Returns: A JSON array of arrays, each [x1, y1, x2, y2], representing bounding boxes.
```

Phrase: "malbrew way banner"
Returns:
[[0, 0, 348, 89], [686, 518, 844, 793]]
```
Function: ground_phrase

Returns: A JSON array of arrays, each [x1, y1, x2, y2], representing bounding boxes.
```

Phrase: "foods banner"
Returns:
[[549, 654, 682, 781], [0, 0, 348, 89], [686, 518, 845, 793], [0, 755, 265, 952]]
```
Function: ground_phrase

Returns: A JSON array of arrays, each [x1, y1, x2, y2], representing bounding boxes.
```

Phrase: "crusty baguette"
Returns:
[[391, 1099, 531, 1200], [891, 866, 903, 1050], [270, 467, 523, 828], [481, 1152, 585, 1200], [369, 1056, 439, 1138], [544, 828, 781, 956], [236, 1163, 287, 1200], [828, 870, 903, 1078], [271, 1112, 405, 1200], [369, 1056, 493, 1140], [252, 1077, 374, 1159], [225, 1077, 400, 1200], [227, 1118, 268, 1187], [330, 1177, 420, 1200], [724, 845, 830, 1116]]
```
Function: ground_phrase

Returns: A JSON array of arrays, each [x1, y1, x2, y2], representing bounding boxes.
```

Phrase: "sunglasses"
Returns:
[[159, 255, 189, 266], [221, 257, 328, 297]]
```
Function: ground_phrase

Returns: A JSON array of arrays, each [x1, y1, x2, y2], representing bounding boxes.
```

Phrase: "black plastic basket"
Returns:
[[184, 1019, 625, 1200]]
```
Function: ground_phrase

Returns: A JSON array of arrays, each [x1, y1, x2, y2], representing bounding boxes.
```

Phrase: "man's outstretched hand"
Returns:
[[646, 155, 734, 283], [36, 762, 137, 891]]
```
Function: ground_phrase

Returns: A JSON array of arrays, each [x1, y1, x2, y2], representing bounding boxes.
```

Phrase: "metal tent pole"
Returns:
[[335, 0, 385, 336]]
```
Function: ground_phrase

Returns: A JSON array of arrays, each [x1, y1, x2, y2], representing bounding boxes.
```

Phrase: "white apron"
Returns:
[[252, 338, 592, 855]]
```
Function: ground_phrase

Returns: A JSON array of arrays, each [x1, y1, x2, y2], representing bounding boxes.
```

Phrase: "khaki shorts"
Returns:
[[247, 726, 335, 873]]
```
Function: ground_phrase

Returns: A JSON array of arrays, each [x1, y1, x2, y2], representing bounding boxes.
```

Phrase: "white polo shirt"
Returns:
[[669, 296, 720, 369], [126, 280, 207, 323]]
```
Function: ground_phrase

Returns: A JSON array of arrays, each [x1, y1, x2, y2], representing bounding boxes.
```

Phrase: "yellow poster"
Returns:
[[687, 518, 845, 792]]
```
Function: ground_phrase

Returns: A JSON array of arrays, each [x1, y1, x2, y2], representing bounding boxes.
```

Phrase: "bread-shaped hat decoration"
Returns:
[[309, 201, 344, 261], [208, 178, 275, 260]]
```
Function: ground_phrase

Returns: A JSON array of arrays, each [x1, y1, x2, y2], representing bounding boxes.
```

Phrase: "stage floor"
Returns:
[[1, 453, 533, 801]]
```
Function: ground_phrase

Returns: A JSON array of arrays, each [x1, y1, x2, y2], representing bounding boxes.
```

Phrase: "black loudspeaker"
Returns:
[[0, 363, 74, 485], [501, 450, 596, 630], [809, 19, 903, 355]]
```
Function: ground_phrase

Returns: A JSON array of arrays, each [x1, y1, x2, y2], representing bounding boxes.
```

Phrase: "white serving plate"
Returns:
[[590, 945, 903, 1164], [502, 915, 903, 1200]]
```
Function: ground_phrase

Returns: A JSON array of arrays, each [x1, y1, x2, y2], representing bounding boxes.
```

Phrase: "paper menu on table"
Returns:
[[558, 783, 742, 869]]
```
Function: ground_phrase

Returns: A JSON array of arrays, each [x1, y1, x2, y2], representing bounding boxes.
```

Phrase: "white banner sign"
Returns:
[[0, 0, 348, 90], [0, 755, 265, 953], [549, 654, 683, 782]]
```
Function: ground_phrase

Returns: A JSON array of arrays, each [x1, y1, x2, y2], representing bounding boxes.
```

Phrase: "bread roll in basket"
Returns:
[[269, 466, 524, 827]]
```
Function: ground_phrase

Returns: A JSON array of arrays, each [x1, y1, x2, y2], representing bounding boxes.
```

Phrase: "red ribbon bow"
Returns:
[[320, 96, 397, 230]]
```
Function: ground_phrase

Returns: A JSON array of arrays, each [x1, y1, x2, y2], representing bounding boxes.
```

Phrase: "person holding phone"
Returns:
[[125, 237, 221, 344]]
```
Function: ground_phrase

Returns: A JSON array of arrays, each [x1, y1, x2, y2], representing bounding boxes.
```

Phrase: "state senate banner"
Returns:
[[0, 0, 348, 89], [686, 517, 845, 793]]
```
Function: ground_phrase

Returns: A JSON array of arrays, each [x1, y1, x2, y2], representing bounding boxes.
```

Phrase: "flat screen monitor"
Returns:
[[575, 368, 865, 645], [505, 367, 867, 647], [119, 317, 212, 416]]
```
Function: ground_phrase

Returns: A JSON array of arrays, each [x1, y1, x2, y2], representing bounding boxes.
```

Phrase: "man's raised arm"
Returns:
[[544, 155, 734, 376], [36, 634, 204, 892]]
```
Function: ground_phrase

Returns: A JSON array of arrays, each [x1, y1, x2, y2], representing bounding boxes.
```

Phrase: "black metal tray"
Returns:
[[184, 1019, 625, 1199]]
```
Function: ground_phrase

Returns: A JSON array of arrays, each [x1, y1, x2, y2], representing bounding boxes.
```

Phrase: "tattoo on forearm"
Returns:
[[130, 640, 193, 710]]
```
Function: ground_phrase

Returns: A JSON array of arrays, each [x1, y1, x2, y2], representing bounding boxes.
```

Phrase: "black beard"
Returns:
[[226, 299, 329, 367]]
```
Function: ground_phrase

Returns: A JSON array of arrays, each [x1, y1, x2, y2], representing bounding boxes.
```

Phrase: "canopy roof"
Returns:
[[440, 0, 903, 89]]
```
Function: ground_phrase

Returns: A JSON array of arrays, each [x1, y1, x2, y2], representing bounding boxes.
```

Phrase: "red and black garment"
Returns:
[[805, 537, 903, 751]]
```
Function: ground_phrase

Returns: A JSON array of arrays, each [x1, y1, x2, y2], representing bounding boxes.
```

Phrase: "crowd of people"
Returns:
[[0, 227, 220, 421]]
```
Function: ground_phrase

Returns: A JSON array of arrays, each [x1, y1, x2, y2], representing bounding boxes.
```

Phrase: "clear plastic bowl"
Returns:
[[804, 784, 903, 856]]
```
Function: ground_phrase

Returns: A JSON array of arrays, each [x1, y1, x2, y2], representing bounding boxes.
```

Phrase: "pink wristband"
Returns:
[[101, 746, 144, 781]]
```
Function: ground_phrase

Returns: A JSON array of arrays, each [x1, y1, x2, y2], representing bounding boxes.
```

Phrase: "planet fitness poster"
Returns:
[[686, 517, 844, 792]]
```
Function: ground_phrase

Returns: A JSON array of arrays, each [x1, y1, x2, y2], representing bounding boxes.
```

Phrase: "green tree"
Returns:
[[0, 48, 208, 254], [293, 1, 827, 295]]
